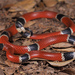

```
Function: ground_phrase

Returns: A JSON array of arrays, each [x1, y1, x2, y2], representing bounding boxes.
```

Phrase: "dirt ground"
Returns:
[[0, 0, 75, 75]]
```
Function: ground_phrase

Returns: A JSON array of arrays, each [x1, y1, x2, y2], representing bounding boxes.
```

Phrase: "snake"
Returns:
[[0, 10, 75, 64]]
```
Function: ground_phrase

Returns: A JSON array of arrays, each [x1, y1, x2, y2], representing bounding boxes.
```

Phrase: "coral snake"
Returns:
[[0, 10, 75, 63]]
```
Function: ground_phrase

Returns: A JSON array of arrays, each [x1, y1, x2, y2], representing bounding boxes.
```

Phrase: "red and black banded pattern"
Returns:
[[20, 51, 75, 63], [0, 11, 75, 63]]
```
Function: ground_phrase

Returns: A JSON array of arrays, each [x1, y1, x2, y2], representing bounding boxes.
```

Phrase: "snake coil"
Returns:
[[0, 11, 75, 64]]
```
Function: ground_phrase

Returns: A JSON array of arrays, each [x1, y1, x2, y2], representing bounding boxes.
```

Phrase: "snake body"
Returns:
[[0, 11, 75, 63]]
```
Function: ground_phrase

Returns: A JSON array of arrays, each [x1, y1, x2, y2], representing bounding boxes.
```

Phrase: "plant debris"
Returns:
[[0, 0, 75, 75]]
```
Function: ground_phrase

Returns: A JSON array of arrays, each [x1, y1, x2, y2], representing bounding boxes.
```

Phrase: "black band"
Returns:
[[21, 28, 33, 38], [21, 32, 30, 38], [0, 43, 3, 50], [64, 52, 74, 61], [28, 43, 38, 51], [25, 28, 33, 36], [56, 14, 65, 21], [15, 17, 25, 28], [21, 53, 29, 62], [1, 31, 9, 38], [68, 35, 75, 44], [61, 28, 71, 34]]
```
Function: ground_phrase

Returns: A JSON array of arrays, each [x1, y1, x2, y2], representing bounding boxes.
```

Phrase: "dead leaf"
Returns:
[[20, 71, 26, 75], [43, 0, 58, 7], [47, 59, 74, 67], [58, 72, 69, 75], [51, 42, 73, 48], [0, 0, 17, 8], [26, 8, 35, 12], [58, 0, 65, 2], [4, 67, 16, 75], [62, 67, 75, 75], [9, 0, 36, 12], [35, 0, 40, 3], [0, 65, 5, 70], [64, 0, 75, 5], [3, 4, 15, 8], [22, 39, 33, 46], [5, 60, 21, 69], [22, 64, 37, 70], [0, 56, 6, 64], [54, 47, 75, 52], [0, 25, 5, 31], [0, 68, 4, 75], [14, 73, 21, 75], [24, 20, 37, 27]]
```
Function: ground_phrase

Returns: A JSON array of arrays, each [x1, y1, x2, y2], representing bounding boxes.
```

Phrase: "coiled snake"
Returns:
[[0, 11, 75, 66]]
